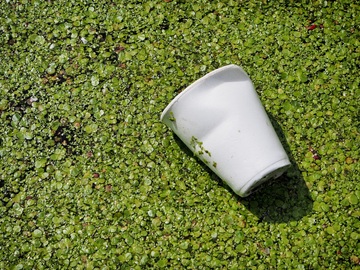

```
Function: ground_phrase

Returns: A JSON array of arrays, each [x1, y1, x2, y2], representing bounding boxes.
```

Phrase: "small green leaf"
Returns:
[[84, 124, 98, 134], [35, 158, 47, 168], [32, 229, 43, 238], [91, 75, 100, 86], [296, 70, 308, 83], [348, 194, 358, 205], [157, 258, 168, 268]]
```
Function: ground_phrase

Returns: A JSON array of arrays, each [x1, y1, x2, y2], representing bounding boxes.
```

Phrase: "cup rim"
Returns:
[[160, 64, 243, 121]]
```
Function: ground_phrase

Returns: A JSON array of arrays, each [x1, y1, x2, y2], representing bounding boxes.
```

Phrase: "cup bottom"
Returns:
[[239, 159, 291, 197]]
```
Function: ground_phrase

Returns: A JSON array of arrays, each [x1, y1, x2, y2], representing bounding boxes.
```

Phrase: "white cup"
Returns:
[[161, 64, 291, 197]]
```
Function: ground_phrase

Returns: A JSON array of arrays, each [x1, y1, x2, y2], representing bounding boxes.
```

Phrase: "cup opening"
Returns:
[[160, 64, 247, 122]]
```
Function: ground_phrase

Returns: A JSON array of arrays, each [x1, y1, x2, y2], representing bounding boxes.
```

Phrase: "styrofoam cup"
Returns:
[[161, 64, 291, 197]]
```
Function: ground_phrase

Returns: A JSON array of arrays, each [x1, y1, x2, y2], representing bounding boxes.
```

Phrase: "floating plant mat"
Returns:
[[0, 0, 359, 269]]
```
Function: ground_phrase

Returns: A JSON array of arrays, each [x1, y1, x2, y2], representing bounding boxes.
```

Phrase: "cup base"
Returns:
[[239, 159, 291, 197]]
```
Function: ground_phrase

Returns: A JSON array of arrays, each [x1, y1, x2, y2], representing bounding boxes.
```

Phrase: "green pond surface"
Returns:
[[0, 0, 359, 269]]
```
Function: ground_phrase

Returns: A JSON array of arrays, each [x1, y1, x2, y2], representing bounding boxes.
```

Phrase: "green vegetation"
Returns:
[[1, 0, 359, 269]]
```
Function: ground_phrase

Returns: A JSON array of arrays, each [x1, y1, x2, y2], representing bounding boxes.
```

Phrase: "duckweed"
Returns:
[[1, 0, 359, 269]]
